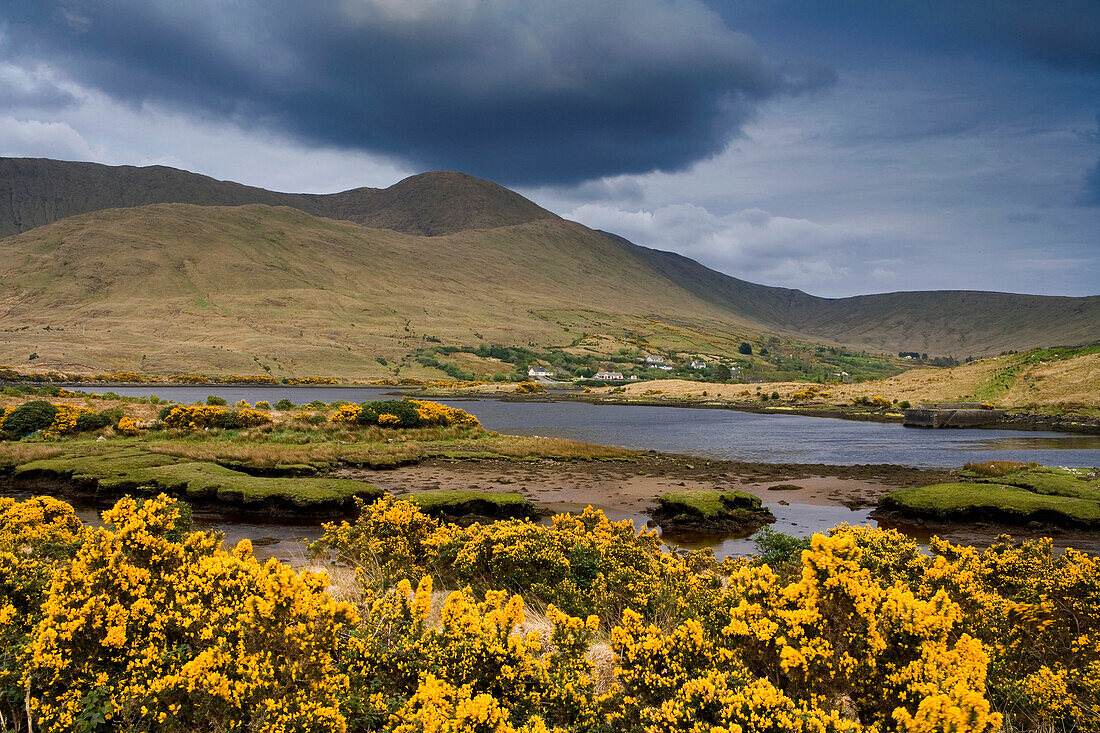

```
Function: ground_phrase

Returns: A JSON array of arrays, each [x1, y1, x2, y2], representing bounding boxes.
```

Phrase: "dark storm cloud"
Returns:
[[0, 0, 826, 184]]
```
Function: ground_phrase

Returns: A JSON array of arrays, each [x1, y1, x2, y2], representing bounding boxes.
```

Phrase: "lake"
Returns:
[[102, 384, 1100, 468]]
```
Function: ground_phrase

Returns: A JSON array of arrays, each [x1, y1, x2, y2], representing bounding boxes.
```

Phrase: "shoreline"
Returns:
[[5, 379, 1097, 434]]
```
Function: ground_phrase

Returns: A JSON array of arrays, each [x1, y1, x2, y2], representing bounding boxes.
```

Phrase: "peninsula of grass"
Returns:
[[404, 490, 545, 521], [878, 461, 1100, 528], [2, 441, 382, 516], [650, 488, 775, 534]]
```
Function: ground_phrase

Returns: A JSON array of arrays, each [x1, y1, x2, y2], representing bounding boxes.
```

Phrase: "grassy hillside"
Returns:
[[1, 158, 1096, 373], [0, 204, 772, 377], [0, 158, 553, 238], [616, 235, 1100, 356], [596, 346, 1100, 415]]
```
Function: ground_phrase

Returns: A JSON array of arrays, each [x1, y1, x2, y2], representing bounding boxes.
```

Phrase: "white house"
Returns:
[[690, 360, 707, 369], [657, 364, 673, 371], [595, 371, 625, 381], [528, 366, 555, 378], [645, 355, 665, 364]]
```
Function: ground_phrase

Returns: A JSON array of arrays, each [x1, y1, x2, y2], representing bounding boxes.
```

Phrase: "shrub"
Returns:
[[899, 400, 911, 409], [751, 526, 811, 567], [116, 416, 140, 435], [0, 497, 85, 720], [738, 342, 753, 355], [28, 495, 357, 733], [2, 400, 58, 438], [206, 395, 227, 406], [331, 404, 363, 423], [274, 399, 295, 410], [75, 407, 122, 432], [770, 391, 780, 400], [162, 405, 271, 430], [357, 400, 422, 428], [515, 382, 547, 394], [254, 400, 271, 410]]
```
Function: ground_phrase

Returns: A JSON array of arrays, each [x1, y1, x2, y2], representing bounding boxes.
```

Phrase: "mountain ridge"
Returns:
[[0, 158, 1096, 376], [0, 158, 554, 238]]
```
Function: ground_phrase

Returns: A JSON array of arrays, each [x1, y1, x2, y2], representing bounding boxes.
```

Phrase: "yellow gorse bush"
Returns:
[[162, 405, 271, 430], [27, 494, 357, 733], [44, 403, 94, 437], [1, 494, 1098, 732], [116, 416, 140, 435], [0, 497, 84, 721], [407, 400, 482, 428], [331, 404, 363, 424]]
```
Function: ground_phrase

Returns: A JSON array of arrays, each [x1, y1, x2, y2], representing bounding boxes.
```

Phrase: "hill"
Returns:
[[594, 346, 1100, 415], [0, 158, 554, 238], [0, 204, 771, 377], [0, 158, 1096, 378]]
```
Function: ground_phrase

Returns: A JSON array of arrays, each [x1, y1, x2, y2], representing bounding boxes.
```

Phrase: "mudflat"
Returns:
[[337, 454, 954, 516]]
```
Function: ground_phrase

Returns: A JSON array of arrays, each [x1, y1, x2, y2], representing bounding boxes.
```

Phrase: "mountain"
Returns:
[[0, 158, 554, 238], [0, 158, 1096, 377]]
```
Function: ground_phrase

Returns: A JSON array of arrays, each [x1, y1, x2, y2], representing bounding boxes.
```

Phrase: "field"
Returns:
[[585, 345, 1100, 416]]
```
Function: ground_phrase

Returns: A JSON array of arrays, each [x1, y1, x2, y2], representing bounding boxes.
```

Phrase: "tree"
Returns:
[[738, 342, 753, 355]]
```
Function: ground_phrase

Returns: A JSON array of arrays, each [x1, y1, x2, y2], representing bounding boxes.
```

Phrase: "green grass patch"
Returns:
[[882, 481, 1100, 527], [404, 490, 543, 520], [8, 443, 381, 510], [960, 464, 1100, 499], [653, 489, 774, 534]]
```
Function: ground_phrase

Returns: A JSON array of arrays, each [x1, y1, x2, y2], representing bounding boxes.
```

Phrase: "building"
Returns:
[[690, 360, 707, 369], [527, 366, 555, 378], [594, 371, 624, 381], [644, 355, 665, 364], [657, 364, 673, 371]]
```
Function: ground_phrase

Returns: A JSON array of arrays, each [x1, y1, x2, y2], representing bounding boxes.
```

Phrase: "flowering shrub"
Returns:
[[408, 399, 481, 428], [28, 495, 357, 733], [515, 382, 546, 394], [44, 404, 95, 437], [331, 404, 363, 423], [342, 400, 481, 429], [3, 493, 1097, 732], [162, 405, 271, 430], [116, 416, 140, 435], [0, 497, 85, 723], [342, 577, 597, 733], [315, 500, 719, 624]]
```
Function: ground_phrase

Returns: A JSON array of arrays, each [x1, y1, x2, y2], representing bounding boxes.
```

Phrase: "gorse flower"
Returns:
[[0, 495, 1095, 731]]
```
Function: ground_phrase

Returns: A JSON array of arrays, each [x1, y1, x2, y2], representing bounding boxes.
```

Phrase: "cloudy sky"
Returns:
[[1, 0, 1097, 297]]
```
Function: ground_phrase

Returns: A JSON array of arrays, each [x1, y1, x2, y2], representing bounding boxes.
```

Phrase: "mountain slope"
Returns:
[[604, 233, 1100, 356], [0, 158, 554, 238], [0, 158, 1096, 377], [0, 204, 766, 376]]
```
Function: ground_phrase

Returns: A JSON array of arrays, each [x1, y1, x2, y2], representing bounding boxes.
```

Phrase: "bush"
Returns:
[[357, 400, 423, 428], [162, 405, 271, 430], [2, 400, 58, 438], [28, 495, 357, 733], [899, 400, 911, 409], [274, 398, 295, 410], [75, 408, 122, 432], [738, 342, 753, 355], [206, 395, 227, 406], [751, 526, 811, 567], [254, 401, 271, 410]]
